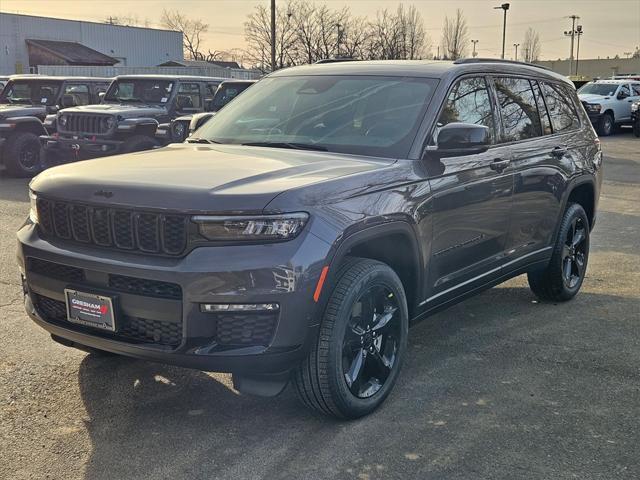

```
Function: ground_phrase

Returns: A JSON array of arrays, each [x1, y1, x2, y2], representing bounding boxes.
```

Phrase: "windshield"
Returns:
[[211, 83, 252, 111], [195, 75, 437, 158], [104, 79, 175, 104], [578, 83, 619, 96], [0, 80, 62, 105]]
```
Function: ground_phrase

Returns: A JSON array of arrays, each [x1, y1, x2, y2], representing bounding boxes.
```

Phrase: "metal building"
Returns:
[[0, 12, 183, 75]]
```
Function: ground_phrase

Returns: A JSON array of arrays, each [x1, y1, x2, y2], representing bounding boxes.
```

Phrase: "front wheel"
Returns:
[[633, 121, 640, 138], [528, 203, 590, 302], [293, 258, 408, 419], [3, 132, 44, 177], [597, 112, 614, 136]]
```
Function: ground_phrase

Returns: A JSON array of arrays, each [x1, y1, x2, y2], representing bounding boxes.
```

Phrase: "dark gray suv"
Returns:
[[17, 59, 603, 418]]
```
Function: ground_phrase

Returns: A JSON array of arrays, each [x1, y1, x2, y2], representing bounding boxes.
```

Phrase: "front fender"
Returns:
[[0, 116, 48, 135]]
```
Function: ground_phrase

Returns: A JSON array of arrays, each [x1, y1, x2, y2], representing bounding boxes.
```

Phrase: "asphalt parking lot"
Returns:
[[1, 132, 638, 480]]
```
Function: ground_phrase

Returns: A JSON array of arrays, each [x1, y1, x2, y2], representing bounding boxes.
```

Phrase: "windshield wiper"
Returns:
[[241, 141, 328, 151], [186, 137, 219, 144], [116, 97, 144, 103]]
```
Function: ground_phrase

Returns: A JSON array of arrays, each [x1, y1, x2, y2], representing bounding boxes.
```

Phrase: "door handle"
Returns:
[[551, 146, 567, 158], [489, 158, 510, 172]]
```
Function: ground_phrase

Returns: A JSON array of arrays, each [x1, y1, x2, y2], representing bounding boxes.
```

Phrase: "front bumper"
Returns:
[[17, 222, 331, 374], [41, 135, 124, 155]]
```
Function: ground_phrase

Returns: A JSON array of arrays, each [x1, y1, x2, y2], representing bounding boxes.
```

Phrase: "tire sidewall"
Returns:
[[327, 264, 408, 418], [6, 132, 43, 177], [599, 113, 613, 136]]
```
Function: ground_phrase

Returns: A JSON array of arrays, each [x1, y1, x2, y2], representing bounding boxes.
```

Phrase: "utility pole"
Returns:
[[513, 43, 520, 61], [335, 23, 342, 57], [494, 3, 510, 59], [471, 40, 479, 57], [575, 25, 583, 76], [270, 0, 276, 72], [564, 15, 580, 76], [436, 45, 440, 60]]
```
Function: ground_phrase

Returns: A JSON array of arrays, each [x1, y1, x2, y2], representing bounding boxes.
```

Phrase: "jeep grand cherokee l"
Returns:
[[18, 59, 602, 418]]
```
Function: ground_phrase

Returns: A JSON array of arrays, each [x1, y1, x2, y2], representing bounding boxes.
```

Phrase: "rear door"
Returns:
[[426, 76, 514, 302]]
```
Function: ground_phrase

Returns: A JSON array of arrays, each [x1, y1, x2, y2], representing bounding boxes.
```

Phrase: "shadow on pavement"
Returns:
[[77, 286, 640, 479]]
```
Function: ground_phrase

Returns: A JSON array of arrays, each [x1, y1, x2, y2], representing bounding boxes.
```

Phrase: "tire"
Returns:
[[3, 131, 44, 177], [597, 112, 614, 136], [633, 121, 640, 138], [528, 203, 590, 302], [120, 135, 158, 154], [293, 258, 409, 419]]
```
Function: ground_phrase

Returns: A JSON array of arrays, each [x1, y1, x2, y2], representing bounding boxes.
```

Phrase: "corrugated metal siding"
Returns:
[[36, 65, 262, 80], [1, 13, 182, 74]]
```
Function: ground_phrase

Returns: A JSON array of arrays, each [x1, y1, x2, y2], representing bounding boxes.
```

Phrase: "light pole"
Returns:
[[513, 43, 520, 61], [564, 15, 580, 76], [471, 39, 479, 57], [494, 3, 510, 59], [335, 23, 342, 57], [575, 25, 583, 76], [270, 0, 276, 71]]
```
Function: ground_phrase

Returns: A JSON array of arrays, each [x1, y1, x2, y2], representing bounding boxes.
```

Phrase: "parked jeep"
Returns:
[[157, 79, 256, 143], [0, 75, 110, 176], [19, 59, 602, 418], [578, 79, 640, 136], [42, 75, 224, 159]]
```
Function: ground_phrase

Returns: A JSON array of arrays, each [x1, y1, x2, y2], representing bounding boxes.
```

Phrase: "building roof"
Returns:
[[159, 59, 242, 69], [25, 39, 118, 66]]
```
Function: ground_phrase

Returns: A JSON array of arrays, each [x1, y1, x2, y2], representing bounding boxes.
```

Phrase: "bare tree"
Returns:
[[396, 4, 430, 59], [244, 2, 297, 72], [161, 10, 209, 60], [522, 27, 542, 62], [441, 9, 468, 60]]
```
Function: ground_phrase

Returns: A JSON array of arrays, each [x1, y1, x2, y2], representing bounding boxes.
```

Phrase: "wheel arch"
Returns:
[[5, 116, 47, 136], [562, 177, 596, 231], [321, 221, 423, 318]]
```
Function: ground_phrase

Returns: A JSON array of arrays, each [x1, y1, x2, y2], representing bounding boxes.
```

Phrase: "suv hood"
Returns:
[[30, 143, 392, 213], [61, 103, 167, 118], [0, 103, 46, 118], [578, 93, 611, 103]]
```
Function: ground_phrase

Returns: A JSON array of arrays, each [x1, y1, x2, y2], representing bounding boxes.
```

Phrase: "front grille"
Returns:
[[28, 258, 84, 283], [37, 198, 189, 256], [215, 312, 278, 347], [60, 113, 111, 135], [33, 293, 182, 346], [108, 274, 182, 300]]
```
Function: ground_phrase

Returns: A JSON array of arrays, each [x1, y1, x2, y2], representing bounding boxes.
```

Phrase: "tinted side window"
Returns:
[[64, 84, 90, 105], [494, 77, 542, 141], [531, 81, 553, 135], [540, 82, 579, 132], [176, 82, 201, 109], [619, 84, 630, 97], [436, 76, 495, 143], [632, 83, 640, 96]]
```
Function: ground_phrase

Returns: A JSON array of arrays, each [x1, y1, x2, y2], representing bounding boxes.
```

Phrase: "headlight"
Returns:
[[585, 103, 602, 113], [193, 213, 308, 242], [632, 102, 639, 112], [29, 191, 38, 224], [172, 121, 186, 141], [58, 114, 67, 127]]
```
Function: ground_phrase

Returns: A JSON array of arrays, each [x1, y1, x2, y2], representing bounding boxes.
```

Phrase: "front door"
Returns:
[[425, 76, 514, 303]]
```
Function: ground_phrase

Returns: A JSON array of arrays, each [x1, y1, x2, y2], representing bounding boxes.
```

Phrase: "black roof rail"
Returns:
[[453, 57, 552, 71], [315, 57, 357, 64]]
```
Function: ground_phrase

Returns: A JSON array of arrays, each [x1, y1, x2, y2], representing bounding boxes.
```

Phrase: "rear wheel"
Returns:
[[633, 120, 640, 138], [4, 132, 44, 177], [597, 112, 614, 136], [293, 258, 408, 419], [121, 135, 158, 154], [528, 203, 590, 302]]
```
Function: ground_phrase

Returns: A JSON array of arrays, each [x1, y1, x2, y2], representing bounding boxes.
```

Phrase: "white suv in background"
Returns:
[[578, 79, 640, 135]]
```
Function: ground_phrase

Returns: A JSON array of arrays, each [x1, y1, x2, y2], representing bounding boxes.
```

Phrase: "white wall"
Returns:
[[0, 13, 183, 74]]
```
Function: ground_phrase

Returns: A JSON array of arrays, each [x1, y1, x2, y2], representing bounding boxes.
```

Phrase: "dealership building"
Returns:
[[0, 12, 183, 75]]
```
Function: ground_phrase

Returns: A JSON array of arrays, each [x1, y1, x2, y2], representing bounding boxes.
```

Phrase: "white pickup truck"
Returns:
[[578, 79, 640, 135]]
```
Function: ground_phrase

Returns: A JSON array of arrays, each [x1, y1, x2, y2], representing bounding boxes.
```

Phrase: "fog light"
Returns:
[[200, 303, 279, 313]]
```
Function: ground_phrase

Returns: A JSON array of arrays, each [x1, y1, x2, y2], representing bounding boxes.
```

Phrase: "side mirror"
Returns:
[[429, 122, 491, 158], [98, 91, 106, 100]]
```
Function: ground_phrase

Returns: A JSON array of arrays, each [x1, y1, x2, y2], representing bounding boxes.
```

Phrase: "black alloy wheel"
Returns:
[[342, 285, 401, 399], [561, 216, 587, 290], [528, 203, 590, 302]]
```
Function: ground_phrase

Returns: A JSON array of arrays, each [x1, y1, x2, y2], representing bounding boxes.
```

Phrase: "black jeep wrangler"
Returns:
[[42, 75, 224, 159], [0, 75, 110, 176], [157, 79, 256, 143], [19, 59, 603, 419]]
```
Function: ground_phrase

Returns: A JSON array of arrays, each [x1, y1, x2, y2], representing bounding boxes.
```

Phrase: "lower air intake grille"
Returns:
[[215, 313, 278, 347]]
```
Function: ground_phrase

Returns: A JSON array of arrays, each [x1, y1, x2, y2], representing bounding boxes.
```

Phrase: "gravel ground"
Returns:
[[1, 132, 639, 480]]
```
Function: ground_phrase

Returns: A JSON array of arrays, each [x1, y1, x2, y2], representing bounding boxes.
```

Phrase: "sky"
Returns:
[[2, 0, 639, 60]]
